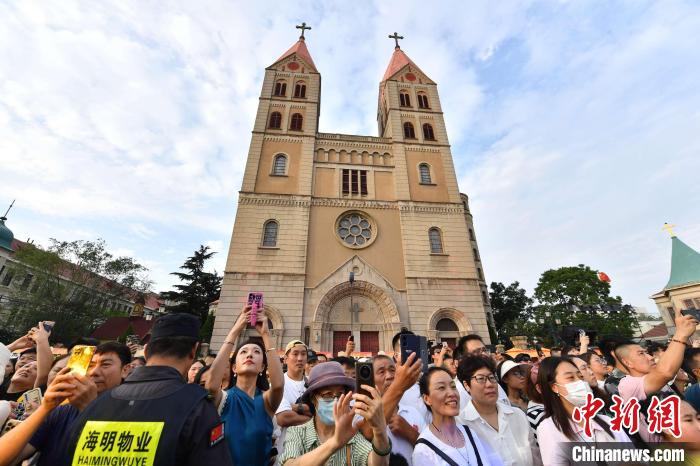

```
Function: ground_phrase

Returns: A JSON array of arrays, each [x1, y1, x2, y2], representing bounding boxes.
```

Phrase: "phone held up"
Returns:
[[42, 321, 55, 333], [681, 308, 700, 321], [400, 334, 430, 372], [247, 292, 264, 326], [355, 360, 374, 398]]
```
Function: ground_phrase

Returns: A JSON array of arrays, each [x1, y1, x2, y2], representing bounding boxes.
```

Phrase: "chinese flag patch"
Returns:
[[210, 423, 224, 447]]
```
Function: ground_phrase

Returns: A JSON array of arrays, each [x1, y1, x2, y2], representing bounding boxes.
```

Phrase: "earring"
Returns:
[[259, 372, 263, 376]]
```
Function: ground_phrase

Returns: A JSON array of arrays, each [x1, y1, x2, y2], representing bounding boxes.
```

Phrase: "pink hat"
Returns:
[[301, 362, 355, 399]]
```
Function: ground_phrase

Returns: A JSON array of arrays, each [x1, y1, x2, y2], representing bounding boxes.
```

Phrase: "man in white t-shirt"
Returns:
[[372, 354, 426, 465], [274, 340, 310, 459]]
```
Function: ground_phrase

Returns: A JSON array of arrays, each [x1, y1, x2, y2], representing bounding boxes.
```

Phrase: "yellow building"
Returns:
[[212, 30, 493, 354], [651, 228, 700, 337]]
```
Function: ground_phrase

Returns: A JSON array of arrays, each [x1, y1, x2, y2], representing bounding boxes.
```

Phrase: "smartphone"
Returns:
[[400, 334, 430, 372], [355, 361, 374, 398], [442, 342, 448, 349], [348, 335, 354, 342], [247, 292, 263, 326], [682, 308, 700, 321], [66, 345, 96, 377], [42, 321, 55, 333]]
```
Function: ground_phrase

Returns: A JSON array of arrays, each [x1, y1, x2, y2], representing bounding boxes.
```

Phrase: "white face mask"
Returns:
[[556, 380, 592, 407]]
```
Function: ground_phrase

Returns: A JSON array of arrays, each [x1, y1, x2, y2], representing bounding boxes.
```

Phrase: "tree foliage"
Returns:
[[1, 239, 152, 344], [488, 281, 533, 344], [160, 245, 221, 328]]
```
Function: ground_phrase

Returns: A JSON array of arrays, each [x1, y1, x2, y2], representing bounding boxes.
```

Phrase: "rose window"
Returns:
[[337, 213, 372, 247]]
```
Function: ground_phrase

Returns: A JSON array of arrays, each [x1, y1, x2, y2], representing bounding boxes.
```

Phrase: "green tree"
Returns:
[[533, 264, 635, 342], [1, 239, 152, 344], [160, 245, 221, 327], [489, 281, 533, 343]]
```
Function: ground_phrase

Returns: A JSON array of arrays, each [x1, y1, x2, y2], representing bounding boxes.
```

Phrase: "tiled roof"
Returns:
[[381, 47, 431, 82], [641, 322, 669, 339], [665, 236, 700, 290], [90, 316, 155, 342], [273, 38, 317, 72]]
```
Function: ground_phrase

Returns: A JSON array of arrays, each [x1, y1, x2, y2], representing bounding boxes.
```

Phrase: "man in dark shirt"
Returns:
[[64, 313, 233, 466], [11, 341, 132, 465]]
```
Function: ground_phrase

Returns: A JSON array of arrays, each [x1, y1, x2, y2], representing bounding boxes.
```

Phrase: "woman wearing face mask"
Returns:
[[278, 361, 391, 466], [537, 357, 630, 465], [570, 356, 612, 415], [206, 306, 284, 466]]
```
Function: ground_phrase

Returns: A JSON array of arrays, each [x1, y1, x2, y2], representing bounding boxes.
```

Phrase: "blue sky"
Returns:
[[1, 1, 699, 312]]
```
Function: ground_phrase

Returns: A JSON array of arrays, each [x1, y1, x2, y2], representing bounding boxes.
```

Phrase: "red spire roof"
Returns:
[[273, 38, 317, 72], [382, 47, 431, 82]]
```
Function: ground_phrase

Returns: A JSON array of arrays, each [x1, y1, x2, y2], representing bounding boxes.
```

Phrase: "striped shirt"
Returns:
[[278, 418, 373, 466], [526, 401, 546, 445]]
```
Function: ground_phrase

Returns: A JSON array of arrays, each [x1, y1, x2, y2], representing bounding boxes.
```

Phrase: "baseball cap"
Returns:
[[285, 340, 307, 354]]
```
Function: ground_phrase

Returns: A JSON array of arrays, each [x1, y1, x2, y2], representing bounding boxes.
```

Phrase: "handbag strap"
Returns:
[[346, 444, 351, 466], [415, 438, 460, 466], [462, 425, 483, 466]]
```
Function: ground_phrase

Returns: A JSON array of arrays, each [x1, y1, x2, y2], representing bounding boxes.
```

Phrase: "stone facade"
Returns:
[[212, 38, 493, 353]]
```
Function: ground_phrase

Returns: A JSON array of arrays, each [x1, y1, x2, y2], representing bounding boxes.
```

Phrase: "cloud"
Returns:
[[1, 0, 698, 310]]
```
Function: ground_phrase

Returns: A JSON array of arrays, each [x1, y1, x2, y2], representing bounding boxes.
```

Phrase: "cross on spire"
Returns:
[[663, 222, 678, 238], [296, 22, 311, 40], [1, 199, 15, 220], [388, 32, 404, 49]]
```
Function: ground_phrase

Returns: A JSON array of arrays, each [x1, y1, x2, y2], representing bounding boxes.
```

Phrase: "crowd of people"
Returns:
[[1, 307, 700, 465]]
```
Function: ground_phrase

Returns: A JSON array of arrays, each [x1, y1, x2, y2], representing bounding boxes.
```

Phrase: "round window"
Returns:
[[335, 211, 376, 248]]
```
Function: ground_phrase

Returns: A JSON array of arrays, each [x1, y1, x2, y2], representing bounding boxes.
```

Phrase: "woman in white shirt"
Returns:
[[536, 357, 630, 466], [413, 367, 501, 466]]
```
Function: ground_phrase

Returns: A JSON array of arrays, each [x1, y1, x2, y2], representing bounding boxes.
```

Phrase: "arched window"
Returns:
[[419, 163, 432, 184], [268, 112, 282, 129], [290, 113, 303, 131], [417, 93, 430, 109], [399, 91, 411, 107], [262, 220, 278, 247], [294, 82, 306, 98], [423, 123, 435, 141], [403, 122, 415, 139], [436, 318, 459, 331], [429, 227, 443, 254], [274, 81, 287, 96], [272, 154, 287, 175]]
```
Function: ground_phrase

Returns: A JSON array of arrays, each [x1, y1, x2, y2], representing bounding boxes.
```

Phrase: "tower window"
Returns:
[[294, 82, 306, 98], [274, 81, 287, 96], [418, 93, 430, 109], [468, 228, 475, 241], [429, 228, 443, 254], [268, 112, 282, 129], [262, 220, 279, 247], [477, 268, 483, 280], [342, 169, 368, 196], [290, 113, 303, 131], [399, 92, 411, 107], [272, 154, 287, 175], [473, 248, 480, 261], [403, 122, 416, 139], [422, 123, 435, 141], [419, 163, 432, 184]]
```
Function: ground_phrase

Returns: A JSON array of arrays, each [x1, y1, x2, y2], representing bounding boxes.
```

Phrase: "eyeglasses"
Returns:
[[509, 369, 526, 377], [317, 391, 346, 402], [470, 375, 498, 385], [472, 347, 491, 355]]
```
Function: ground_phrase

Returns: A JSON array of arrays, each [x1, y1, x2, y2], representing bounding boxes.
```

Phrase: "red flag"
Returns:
[[597, 272, 611, 283]]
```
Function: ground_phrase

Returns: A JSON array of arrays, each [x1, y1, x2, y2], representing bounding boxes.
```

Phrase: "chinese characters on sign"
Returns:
[[72, 421, 164, 466], [572, 394, 681, 439]]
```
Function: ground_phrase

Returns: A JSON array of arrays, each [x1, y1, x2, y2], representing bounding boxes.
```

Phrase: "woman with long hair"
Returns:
[[570, 355, 612, 415], [206, 305, 284, 466], [413, 366, 499, 466], [536, 357, 630, 465]]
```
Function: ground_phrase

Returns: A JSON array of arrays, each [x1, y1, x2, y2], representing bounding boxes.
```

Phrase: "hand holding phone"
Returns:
[[247, 292, 264, 327], [355, 361, 374, 398]]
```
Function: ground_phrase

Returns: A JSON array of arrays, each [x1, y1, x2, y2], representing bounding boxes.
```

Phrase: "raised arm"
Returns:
[[205, 306, 250, 406], [31, 324, 53, 389], [646, 313, 698, 395], [579, 332, 589, 354], [258, 312, 284, 417], [382, 353, 421, 422]]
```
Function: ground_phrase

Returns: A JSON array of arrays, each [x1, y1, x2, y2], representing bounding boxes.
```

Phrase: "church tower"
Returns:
[[213, 28, 493, 354]]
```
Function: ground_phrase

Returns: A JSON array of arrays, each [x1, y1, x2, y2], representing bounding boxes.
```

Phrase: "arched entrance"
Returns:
[[312, 280, 401, 354], [427, 308, 473, 348]]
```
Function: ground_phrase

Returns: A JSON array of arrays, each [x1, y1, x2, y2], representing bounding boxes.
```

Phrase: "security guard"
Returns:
[[64, 313, 233, 466]]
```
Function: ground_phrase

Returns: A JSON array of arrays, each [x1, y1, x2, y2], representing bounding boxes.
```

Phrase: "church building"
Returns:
[[212, 27, 494, 354]]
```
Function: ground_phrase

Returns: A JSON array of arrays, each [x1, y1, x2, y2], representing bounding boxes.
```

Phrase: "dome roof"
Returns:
[[0, 216, 14, 252]]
